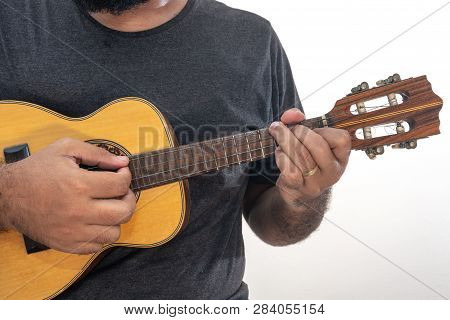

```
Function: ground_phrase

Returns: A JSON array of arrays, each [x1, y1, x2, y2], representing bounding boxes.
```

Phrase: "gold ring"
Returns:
[[303, 165, 319, 178]]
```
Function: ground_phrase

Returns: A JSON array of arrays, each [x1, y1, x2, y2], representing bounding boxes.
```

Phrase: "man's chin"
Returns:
[[76, 0, 150, 15]]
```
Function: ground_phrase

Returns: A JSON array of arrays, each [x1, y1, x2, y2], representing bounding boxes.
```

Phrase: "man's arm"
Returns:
[[244, 183, 330, 246], [243, 109, 351, 246]]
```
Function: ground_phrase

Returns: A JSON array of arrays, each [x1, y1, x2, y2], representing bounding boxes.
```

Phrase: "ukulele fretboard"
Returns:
[[128, 116, 327, 191]]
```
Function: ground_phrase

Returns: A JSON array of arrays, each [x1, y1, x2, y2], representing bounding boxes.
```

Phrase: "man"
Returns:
[[0, 0, 350, 299]]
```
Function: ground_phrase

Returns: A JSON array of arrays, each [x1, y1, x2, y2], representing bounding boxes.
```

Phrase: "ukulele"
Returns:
[[0, 74, 443, 299]]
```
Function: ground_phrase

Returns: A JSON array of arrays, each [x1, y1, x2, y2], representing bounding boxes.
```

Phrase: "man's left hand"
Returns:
[[269, 108, 351, 206]]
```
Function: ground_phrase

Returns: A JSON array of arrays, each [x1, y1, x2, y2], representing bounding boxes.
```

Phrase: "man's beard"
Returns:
[[76, 0, 150, 15]]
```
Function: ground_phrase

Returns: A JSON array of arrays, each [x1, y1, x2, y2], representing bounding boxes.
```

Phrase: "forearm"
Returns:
[[247, 186, 331, 246]]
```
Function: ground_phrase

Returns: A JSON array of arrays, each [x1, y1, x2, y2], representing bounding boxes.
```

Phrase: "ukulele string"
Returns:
[[131, 144, 277, 188], [130, 102, 404, 179], [131, 124, 294, 164], [131, 116, 408, 186], [130, 102, 398, 165], [130, 100, 432, 188], [130, 100, 432, 182], [130, 139, 276, 182]]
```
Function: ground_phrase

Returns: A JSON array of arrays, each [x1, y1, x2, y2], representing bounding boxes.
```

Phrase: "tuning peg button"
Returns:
[[366, 151, 377, 160], [351, 82, 370, 94], [396, 123, 406, 134], [406, 140, 417, 149], [365, 147, 383, 159], [375, 146, 385, 155], [377, 73, 402, 87], [392, 140, 417, 150], [392, 143, 406, 149]]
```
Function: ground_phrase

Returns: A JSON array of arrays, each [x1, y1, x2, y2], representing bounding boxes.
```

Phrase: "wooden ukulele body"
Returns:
[[0, 98, 189, 300]]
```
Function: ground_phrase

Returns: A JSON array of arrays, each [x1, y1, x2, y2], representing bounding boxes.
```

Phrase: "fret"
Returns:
[[210, 141, 220, 170], [163, 152, 177, 179], [189, 145, 202, 172], [221, 137, 230, 166], [139, 155, 148, 186], [137, 154, 150, 185], [179, 148, 188, 176], [189, 145, 196, 173], [130, 158, 141, 191], [155, 153, 168, 184], [162, 153, 173, 182], [171, 148, 181, 177], [244, 132, 253, 161], [148, 152, 159, 185], [257, 130, 266, 158], [232, 135, 241, 163], [181, 148, 191, 176], [199, 142, 209, 171]]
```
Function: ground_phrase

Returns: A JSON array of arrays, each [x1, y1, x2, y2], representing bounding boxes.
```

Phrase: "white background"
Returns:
[[219, 0, 450, 299]]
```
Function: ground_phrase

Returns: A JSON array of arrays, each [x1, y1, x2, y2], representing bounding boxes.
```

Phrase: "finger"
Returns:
[[280, 108, 305, 125], [292, 126, 336, 170], [269, 122, 317, 174], [89, 189, 136, 225], [79, 225, 121, 245], [59, 138, 129, 170], [66, 242, 103, 255], [314, 128, 352, 165], [83, 167, 132, 199], [275, 147, 304, 189]]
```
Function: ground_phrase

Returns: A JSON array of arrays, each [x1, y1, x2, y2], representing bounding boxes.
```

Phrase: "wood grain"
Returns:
[[328, 76, 443, 150]]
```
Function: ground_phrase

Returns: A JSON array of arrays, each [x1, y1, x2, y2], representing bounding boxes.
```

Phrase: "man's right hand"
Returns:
[[0, 138, 136, 254]]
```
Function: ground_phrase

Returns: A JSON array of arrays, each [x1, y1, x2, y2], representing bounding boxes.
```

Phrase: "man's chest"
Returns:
[[0, 34, 270, 137]]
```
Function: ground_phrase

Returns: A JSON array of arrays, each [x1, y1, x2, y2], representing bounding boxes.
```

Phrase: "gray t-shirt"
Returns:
[[0, 0, 302, 299]]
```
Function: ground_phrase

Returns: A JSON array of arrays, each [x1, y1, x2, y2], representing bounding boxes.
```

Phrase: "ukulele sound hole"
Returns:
[[85, 139, 140, 200]]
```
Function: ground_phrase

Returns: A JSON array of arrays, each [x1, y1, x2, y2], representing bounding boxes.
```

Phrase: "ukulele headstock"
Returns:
[[327, 74, 443, 159]]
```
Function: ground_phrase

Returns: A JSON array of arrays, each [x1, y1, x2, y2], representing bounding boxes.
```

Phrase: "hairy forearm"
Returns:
[[247, 187, 331, 246]]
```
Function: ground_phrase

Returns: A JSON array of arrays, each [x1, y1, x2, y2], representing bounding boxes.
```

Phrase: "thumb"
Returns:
[[64, 139, 129, 170]]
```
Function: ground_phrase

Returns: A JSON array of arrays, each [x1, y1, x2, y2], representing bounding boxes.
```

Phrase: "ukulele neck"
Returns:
[[129, 115, 330, 191]]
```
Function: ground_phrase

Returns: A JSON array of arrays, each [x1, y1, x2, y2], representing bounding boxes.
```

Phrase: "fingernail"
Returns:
[[270, 122, 280, 129], [118, 156, 129, 162], [295, 109, 304, 115]]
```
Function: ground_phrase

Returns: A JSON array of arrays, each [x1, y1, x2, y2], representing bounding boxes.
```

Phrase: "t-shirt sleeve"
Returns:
[[248, 26, 303, 185]]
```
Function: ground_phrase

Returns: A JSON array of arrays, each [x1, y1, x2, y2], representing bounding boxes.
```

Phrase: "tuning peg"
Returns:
[[365, 146, 385, 159], [376, 73, 402, 87], [375, 146, 385, 155], [350, 82, 370, 94], [396, 122, 406, 134], [392, 142, 405, 149], [406, 140, 417, 149], [366, 149, 377, 160], [392, 140, 417, 150]]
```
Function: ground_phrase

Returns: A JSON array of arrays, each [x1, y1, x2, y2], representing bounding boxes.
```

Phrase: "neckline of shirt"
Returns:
[[73, 0, 197, 38]]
